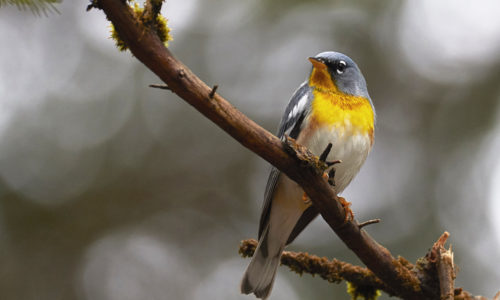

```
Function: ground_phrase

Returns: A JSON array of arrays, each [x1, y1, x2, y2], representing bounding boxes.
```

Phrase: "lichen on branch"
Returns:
[[239, 239, 389, 299], [92, 1, 499, 298], [109, 0, 171, 51]]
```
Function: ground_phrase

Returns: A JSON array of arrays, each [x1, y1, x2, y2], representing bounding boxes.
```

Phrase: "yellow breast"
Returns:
[[310, 89, 375, 142]]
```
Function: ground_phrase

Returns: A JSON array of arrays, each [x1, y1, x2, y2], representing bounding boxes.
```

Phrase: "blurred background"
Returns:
[[1, 0, 500, 299]]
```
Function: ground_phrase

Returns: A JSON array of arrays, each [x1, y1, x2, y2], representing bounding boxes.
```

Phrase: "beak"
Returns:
[[308, 57, 327, 70]]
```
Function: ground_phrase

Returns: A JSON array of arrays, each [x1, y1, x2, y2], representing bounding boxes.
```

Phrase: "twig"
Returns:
[[434, 232, 454, 300], [319, 142, 332, 162], [142, 0, 162, 25], [453, 287, 489, 300], [149, 84, 171, 90], [209, 85, 218, 99], [94, 1, 424, 298], [493, 291, 500, 300], [326, 159, 342, 167], [239, 239, 396, 296], [417, 233, 488, 300], [92, 1, 489, 299], [358, 219, 381, 229]]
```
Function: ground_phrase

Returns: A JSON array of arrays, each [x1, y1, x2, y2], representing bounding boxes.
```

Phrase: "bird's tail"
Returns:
[[240, 225, 283, 299]]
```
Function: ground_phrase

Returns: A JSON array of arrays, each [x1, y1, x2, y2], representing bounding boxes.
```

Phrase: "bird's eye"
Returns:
[[336, 60, 347, 74]]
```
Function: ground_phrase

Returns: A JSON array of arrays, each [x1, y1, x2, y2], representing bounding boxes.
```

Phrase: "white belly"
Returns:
[[298, 125, 372, 193], [263, 122, 372, 256], [266, 122, 372, 238]]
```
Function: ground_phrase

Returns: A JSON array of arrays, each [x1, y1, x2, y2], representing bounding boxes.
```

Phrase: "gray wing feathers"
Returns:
[[277, 81, 312, 139], [258, 82, 312, 239], [286, 205, 318, 244], [241, 224, 280, 299], [258, 168, 280, 239], [242, 185, 305, 299], [242, 82, 313, 299]]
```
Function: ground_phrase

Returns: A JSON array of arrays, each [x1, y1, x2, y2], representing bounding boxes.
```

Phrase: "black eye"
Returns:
[[336, 60, 347, 74]]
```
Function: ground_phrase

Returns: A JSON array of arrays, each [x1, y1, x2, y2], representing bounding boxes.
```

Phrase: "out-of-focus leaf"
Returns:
[[0, 0, 61, 15]]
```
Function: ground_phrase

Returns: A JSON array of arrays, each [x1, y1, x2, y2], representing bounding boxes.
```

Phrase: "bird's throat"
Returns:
[[310, 89, 375, 143]]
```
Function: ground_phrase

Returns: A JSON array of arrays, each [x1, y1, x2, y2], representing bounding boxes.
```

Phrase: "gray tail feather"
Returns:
[[240, 227, 283, 299]]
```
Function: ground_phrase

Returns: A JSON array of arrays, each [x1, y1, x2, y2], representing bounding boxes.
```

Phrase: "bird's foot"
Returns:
[[318, 143, 341, 187], [324, 161, 341, 187], [320, 144, 351, 222], [338, 196, 354, 223]]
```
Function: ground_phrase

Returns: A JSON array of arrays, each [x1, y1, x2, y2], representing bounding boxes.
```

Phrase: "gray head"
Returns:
[[308, 51, 370, 99]]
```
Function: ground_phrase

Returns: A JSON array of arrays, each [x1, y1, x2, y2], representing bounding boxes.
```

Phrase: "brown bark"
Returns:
[[239, 239, 395, 296], [91, 1, 495, 299]]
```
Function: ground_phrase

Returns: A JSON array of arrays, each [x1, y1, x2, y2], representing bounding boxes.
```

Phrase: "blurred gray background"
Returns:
[[1, 0, 500, 299]]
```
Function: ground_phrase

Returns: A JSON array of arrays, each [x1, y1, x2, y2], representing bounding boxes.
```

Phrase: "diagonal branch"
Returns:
[[94, 0, 426, 298], [90, 1, 496, 299]]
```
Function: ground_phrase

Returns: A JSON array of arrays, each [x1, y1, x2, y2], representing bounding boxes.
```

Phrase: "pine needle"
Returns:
[[0, 0, 61, 16]]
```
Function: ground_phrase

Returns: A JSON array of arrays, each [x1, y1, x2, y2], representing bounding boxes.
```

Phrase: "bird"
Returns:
[[240, 51, 375, 299]]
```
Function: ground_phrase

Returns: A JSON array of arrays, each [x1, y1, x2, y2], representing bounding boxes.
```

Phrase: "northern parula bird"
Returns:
[[241, 51, 375, 299]]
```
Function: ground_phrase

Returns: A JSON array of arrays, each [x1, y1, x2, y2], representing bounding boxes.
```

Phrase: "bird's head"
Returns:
[[308, 51, 369, 99]]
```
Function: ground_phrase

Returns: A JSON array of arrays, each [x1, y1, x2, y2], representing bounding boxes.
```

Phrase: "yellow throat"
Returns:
[[308, 66, 375, 142]]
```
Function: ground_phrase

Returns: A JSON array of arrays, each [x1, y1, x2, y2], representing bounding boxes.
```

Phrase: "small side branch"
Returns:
[[143, 0, 163, 24], [239, 239, 396, 296], [96, 1, 424, 297], [433, 232, 455, 300], [93, 1, 496, 299], [149, 84, 171, 90], [209, 85, 218, 99], [358, 219, 381, 229], [453, 288, 489, 300]]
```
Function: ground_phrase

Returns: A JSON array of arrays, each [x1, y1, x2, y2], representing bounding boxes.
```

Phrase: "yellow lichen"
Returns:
[[153, 12, 172, 47], [110, 0, 172, 52], [346, 282, 381, 300], [110, 23, 128, 51]]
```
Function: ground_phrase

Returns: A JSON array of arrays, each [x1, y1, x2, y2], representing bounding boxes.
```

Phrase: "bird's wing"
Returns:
[[258, 81, 313, 239]]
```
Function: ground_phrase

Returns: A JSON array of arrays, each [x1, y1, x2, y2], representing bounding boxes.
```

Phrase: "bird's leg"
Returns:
[[318, 143, 341, 187], [302, 143, 341, 203], [318, 143, 352, 222], [319, 143, 333, 162], [302, 169, 338, 204], [324, 160, 341, 187]]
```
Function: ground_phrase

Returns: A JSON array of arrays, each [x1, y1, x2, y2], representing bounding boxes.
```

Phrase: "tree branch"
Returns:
[[94, 1, 424, 298], [239, 239, 396, 296], [433, 232, 455, 300], [92, 1, 492, 299]]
